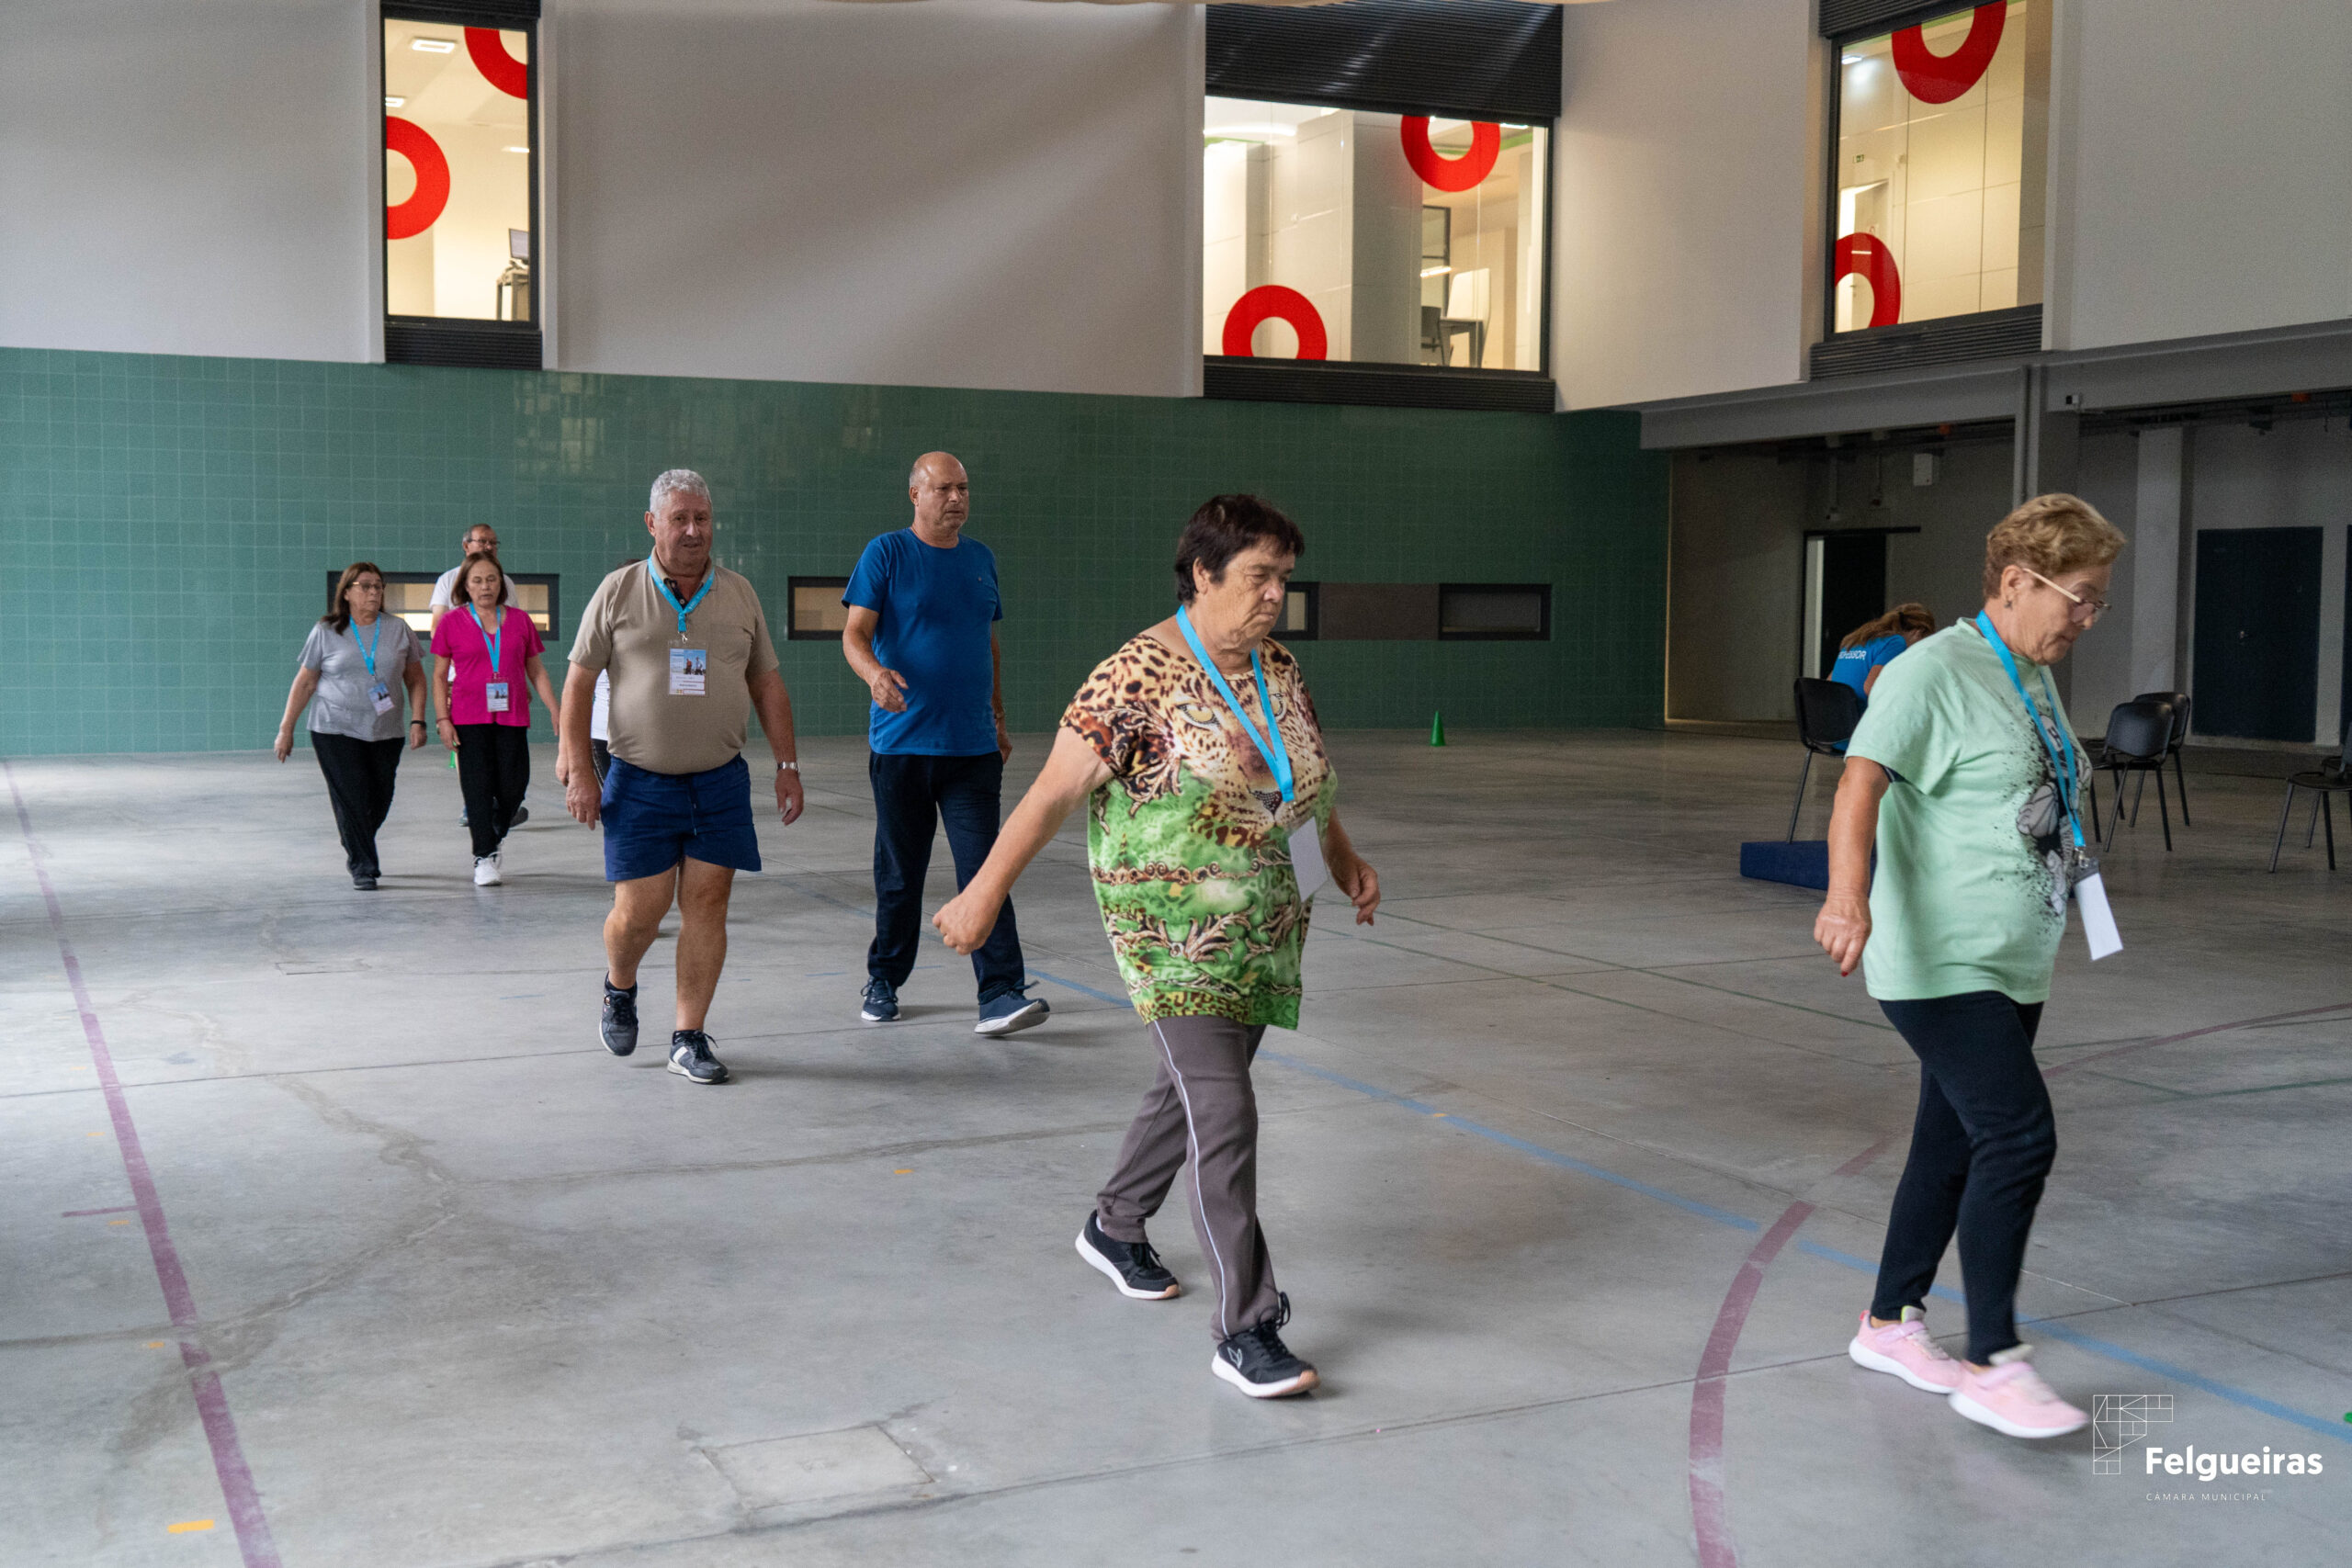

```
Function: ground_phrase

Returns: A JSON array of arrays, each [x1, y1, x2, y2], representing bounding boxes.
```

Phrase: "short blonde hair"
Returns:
[[1982, 493, 2125, 599]]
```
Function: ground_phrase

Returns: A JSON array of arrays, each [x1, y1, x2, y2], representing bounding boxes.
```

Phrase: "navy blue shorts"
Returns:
[[601, 754, 762, 883]]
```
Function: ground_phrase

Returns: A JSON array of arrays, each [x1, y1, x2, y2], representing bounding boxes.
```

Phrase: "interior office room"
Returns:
[[1, 0, 2346, 1564]]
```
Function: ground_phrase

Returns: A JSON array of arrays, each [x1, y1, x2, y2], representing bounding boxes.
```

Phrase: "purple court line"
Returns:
[[6, 761, 282, 1568], [1686, 1134, 1891, 1568]]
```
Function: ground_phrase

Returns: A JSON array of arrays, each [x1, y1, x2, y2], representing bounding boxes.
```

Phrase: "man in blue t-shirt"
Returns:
[[842, 452, 1048, 1036]]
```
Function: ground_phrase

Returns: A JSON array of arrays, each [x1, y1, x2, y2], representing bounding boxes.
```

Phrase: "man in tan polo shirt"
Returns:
[[559, 468, 805, 1085]]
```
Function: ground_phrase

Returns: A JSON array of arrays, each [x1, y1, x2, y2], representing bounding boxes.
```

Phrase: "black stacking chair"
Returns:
[[2132, 689, 2193, 826], [2267, 726, 2352, 873], [1789, 678, 1863, 840], [2098, 699, 2177, 851]]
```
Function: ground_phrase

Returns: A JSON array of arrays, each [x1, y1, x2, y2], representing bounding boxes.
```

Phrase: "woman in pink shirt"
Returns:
[[432, 554, 559, 886]]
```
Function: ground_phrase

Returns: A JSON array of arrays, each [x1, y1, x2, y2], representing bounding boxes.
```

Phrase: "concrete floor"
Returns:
[[4, 730, 2346, 1567]]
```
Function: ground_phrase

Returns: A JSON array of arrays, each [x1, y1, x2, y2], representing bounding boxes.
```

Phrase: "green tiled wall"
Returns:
[[0, 347, 1667, 756]]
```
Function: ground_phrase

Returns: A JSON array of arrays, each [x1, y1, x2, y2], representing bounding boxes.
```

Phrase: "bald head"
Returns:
[[907, 451, 970, 545]]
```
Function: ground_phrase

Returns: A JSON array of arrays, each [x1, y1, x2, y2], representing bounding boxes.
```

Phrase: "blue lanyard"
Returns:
[[649, 558, 712, 638], [1973, 613, 2084, 848], [469, 604, 503, 676], [355, 616, 382, 677], [1175, 606, 1295, 803]]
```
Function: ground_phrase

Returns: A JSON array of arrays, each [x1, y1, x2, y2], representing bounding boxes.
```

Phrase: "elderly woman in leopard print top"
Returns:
[[935, 494, 1379, 1401]]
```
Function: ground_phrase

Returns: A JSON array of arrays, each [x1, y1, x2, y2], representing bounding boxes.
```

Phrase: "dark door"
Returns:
[[1817, 532, 1887, 680], [2192, 526, 2322, 742]]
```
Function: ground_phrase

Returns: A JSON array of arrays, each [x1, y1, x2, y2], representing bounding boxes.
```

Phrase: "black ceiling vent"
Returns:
[[1206, 0, 1562, 124], [1817, 0, 1984, 44], [384, 0, 539, 24], [385, 319, 543, 371], [1810, 305, 2042, 379], [1205, 357, 1555, 413]]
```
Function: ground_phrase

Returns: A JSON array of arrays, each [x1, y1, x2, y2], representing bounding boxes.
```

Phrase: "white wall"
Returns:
[[0, 0, 375, 362], [0, 0, 1200, 400], [551, 0, 1199, 397], [1552, 0, 1816, 410], [2054, 0, 2352, 352]]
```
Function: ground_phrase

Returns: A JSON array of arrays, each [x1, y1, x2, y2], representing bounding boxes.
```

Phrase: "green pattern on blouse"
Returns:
[[1061, 632, 1337, 1027]]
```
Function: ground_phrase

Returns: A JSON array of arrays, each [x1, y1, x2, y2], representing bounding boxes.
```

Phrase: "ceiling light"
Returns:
[[1420, 265, 1453, 278], [411, 37, 457, 53], [1204, 121, 1298, 140], [383, 95, 404, 108], [1842, 53, 1866, 63], [1501, 122, 1530, 130], [503, 145, 529, 153]]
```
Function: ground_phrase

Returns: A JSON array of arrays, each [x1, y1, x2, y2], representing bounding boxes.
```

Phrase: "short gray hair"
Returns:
[[650, 468, 712, 515]]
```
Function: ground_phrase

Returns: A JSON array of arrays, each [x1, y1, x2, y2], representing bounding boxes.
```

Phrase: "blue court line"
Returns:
[[1028, 969, 1129, 1008], [1023, 974, 2346, 1444], [1794, 1241, 2346, 1442]]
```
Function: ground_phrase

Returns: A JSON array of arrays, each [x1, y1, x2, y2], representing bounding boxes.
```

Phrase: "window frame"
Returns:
[[1201, 95, 1556, 402], [1279, 580, 1320, 641], [786, 576, 854, 642], [334, 568, 560, 638], [1437, 581, 1552, 642], [1818, 1, 2047, 360], [380, 3, 543, 368]]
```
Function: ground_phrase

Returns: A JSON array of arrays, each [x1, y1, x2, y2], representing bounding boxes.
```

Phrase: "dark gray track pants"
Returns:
[[1094, 1014, 1281, 1341]]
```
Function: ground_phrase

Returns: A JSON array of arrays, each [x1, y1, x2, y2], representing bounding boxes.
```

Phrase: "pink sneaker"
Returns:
[[1848, 1307, 1963, 1393], [1948, 1347, 2088, 1438]]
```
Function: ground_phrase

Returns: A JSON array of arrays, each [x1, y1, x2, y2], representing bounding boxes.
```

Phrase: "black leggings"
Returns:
[[312, 732, 403, 877], [454, 723, 530, 858], [1871, 991, 2054, 1364]]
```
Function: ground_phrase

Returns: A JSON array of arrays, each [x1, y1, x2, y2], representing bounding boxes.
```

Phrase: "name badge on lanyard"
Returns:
[[650, 562, 714, 696], [1973, 614, 2120, 959], [1175, 606, 1326, 898], [357, 619, 397, 713]]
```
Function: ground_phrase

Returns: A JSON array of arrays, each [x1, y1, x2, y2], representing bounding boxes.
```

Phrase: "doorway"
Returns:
[[2192, 526, 2322, 742], [1802, 531, 1889, 680]]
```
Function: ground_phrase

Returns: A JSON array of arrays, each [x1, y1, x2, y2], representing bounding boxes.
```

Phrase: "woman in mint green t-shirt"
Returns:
[[1814, 495, 2124, 1444]]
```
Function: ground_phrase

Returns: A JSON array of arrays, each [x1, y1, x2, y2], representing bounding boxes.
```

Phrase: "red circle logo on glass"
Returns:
[[1222, 287, 1329, 359], [1833, 233, 1902, 328], [1891, 4, 2006, 105], [465, 28, 529, 99], [1400, 118, 1501, 192], [384, 117, 450, 240]]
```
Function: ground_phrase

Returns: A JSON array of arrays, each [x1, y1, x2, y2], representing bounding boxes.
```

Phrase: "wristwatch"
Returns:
[[776, 761, 798, 772]]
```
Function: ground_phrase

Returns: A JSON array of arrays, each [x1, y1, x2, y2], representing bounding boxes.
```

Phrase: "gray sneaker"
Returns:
[[667, 1031, 729, 1085], [601, 982, 639, 1057]]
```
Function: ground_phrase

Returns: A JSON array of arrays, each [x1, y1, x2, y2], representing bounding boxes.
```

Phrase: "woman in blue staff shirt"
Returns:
[[1831, 603, 1936, 701], [276, 562, 429, 889]]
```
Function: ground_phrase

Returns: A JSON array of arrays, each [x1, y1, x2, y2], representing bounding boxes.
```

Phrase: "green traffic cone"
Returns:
[[1430, 709, 1446, 747]]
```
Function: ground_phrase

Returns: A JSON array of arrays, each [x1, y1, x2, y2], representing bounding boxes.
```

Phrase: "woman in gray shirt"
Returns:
[[275, 562, 428, 888]]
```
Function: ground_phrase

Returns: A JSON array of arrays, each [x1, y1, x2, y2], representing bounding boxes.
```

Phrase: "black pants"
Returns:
[[1871, 991, 2054, 1364], [868, 750, 1023, 1001], [454, 723, 530, 859], [313, 732, 403, 878]]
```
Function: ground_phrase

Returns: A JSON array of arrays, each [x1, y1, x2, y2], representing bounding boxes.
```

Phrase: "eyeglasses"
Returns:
[[2020, 567, 2109, 623]]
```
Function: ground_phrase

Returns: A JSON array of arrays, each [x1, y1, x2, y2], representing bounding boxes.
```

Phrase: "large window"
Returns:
[[383, 8, 538, 363], [1830, 3, 2048, 333], [1204, 98, 1548, 372]]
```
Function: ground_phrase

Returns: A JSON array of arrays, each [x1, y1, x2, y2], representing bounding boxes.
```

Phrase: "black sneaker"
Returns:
[[860, 978, 899, 1023], [1075, 1213, 1180, 1300], [351, 872, 379, 890], [668, 1030, 729, 1085], [601, 980, 639, 1056], [1212, 1294, 1317, 1398]]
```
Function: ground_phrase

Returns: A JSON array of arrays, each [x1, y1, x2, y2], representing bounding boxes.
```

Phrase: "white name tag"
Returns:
[[1288, 818, 1329, 902], [369, 682, 395, 715], [670, 648, 707, 696], [484, 681, 510, 714], [2076, 872, 2122, 960]]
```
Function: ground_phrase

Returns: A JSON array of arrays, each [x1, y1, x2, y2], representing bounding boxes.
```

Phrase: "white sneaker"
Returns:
[[473, 852, 503, 886]]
